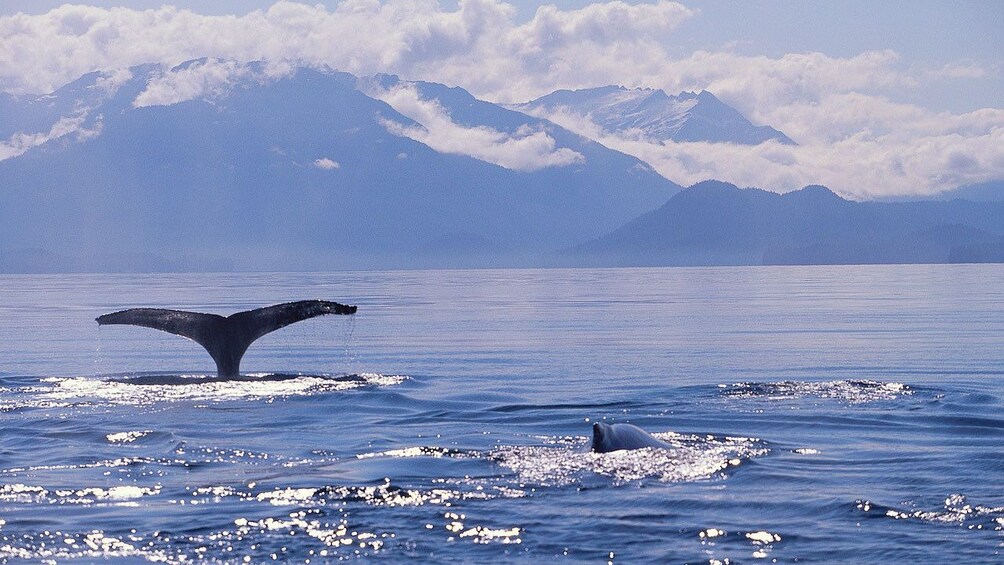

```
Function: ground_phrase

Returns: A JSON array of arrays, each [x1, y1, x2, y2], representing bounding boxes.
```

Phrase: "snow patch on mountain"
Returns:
[[515, 86, 794, 146]]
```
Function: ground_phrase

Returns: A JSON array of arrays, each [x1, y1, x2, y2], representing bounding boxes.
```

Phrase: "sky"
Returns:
[[0, 1, 1000, 197]]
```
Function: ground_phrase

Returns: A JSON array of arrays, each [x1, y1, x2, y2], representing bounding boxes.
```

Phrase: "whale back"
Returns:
[[591, 422, 670, 453], [96, 300, 357, 378]]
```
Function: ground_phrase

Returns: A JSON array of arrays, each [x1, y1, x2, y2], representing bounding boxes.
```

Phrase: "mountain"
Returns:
[[564, 180, 1004, 266], [874, 180, 1004, 203], [0, 60, 680, 272], [934, 180, 1004, 202], [513, 86, 795, 145]]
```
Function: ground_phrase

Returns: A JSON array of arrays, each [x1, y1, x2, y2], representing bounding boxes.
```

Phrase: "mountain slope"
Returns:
[[934, 180, 1004, 202], [565, 180, 1004, 266], [514, 86, 795, 145], [0, 61, 680, 271]]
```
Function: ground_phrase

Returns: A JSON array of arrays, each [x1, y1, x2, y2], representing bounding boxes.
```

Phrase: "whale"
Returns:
[[591, 422, 671, 453], [96, 300, 357, 378]]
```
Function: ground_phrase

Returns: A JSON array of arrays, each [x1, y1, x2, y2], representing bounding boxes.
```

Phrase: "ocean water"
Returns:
[[0, 265, 1002, 564]]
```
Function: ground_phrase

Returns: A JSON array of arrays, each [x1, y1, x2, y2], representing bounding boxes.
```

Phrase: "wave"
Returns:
[[856, 494, 1004, 530]]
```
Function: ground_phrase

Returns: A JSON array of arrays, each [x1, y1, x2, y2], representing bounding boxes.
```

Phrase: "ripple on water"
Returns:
[[0, 509, 390, 563], [856, 494, 1004, 531], [0, 529, 173, 563], [0, 475, 524, 563], [693, 526, 787, 563]]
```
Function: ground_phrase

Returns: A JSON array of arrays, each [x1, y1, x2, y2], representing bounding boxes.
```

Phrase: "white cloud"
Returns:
[[536, 104, 1004, 199], [0, 1, 695, 100], [0, 113, 103, 160], [92, 67, 133, 95], [133, 58, 291, 107], [313, 157, 340, 170], [372, 83, 584, 172], [0, 1, 999, 195]]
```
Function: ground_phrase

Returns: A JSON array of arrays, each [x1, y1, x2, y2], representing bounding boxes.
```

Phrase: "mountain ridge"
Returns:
[[513, 85, 796, 145], [2, 61, 1001, 272], [564, 180, 1004, 266], [0, 60, 680, 272]]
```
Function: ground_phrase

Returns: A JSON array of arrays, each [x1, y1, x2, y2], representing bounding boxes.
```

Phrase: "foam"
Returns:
[[491, 431, 766, 486], [15, 372, 407, 407], [721, 380, 911, 403]]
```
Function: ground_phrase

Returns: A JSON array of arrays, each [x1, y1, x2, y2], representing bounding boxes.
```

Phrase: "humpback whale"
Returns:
[[96, 300, 357, 378], [591, 422, 671, 453]]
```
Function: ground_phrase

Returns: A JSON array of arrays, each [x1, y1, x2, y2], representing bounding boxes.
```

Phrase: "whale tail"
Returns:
[[96, 300, 357, 378]]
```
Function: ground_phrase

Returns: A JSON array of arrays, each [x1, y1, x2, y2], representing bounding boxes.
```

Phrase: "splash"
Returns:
[[721, 380, 911, 403], [178, 479, 503, 509], [8, 372, 406, 408], [106, 430, 151, 443], [0, 483, 160, 505], [322, 480, 497, 508], [356, 446, 470, 460], [491, 431, 766, 486]]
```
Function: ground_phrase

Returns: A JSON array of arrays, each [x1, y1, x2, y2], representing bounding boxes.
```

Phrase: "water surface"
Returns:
[[1, 265, 1002, 563]]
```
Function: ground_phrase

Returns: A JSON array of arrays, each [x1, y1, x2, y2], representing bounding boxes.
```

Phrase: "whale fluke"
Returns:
[[591, 422, 671, 453], [96, 300, 357, 378]]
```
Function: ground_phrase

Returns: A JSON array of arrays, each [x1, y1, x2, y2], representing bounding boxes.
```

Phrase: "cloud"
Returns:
[[134, 58, 292, 107], [0, 113, 103, 160], [536, 104, 1004, 199], [92, 66, 133, 95], [0, 1, 999, 195], [313, 157, 340, 170], [0, 1, 695, 100], [372, 83, 584, 172]]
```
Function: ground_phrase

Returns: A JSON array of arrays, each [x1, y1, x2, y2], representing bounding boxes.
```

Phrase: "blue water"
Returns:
[[0, 265, 1002, 563]]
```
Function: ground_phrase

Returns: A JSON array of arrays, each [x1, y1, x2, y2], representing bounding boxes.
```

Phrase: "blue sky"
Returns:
[[0, 1, 1000, 195]]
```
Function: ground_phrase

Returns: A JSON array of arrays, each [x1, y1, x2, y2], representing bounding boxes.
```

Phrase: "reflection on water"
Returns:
[[857, 495, 1004, 529]]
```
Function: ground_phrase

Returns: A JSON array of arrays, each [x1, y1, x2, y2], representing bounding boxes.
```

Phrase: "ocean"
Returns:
[[0, 265, 1001, 563]]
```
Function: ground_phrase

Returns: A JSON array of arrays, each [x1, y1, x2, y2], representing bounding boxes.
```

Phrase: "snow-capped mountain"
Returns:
[[514, 86, 795, 145], [0, 60, 679, 272]]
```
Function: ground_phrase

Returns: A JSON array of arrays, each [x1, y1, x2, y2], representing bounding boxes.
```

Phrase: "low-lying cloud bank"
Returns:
[[372, 84, 584, 172], [531, 101, 1004, 199], [0, 1, 1000, 197]]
